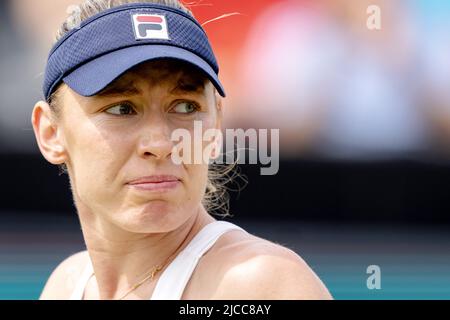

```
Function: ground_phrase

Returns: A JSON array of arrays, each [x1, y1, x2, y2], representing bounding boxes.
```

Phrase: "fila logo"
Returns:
[[132, 14, 169, 40]]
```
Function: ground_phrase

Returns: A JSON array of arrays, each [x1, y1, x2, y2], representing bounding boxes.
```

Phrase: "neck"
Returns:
[[77, 205, 215, 300]]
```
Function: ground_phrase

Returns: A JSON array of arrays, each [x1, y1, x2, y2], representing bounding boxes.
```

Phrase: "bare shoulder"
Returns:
[[187, 228, 333, 300], [39, 250, 90, 300]]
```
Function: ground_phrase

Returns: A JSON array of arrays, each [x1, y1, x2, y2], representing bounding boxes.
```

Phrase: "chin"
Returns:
[[119, 200, 189, 233]]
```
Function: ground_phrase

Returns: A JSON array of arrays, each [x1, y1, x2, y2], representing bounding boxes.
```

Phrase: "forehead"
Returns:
[[97, 59, 210, 96]]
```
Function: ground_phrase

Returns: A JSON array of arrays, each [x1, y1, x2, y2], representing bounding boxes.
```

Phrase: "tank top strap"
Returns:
[[69, 257, 93, 300], [150, 221, 245, 300]]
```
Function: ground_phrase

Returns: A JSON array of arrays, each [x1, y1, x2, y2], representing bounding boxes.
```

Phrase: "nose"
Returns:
[[136, 113, 173, 161]]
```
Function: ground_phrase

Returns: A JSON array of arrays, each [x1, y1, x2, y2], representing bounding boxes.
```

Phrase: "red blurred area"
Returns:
[[186, 0, 285, 110], [188, 0, 278, 54]]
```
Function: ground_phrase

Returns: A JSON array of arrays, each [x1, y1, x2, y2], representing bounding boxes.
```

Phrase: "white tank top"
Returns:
[[69, 221, 246, 300]]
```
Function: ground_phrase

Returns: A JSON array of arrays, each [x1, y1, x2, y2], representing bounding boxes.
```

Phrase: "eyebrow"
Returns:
[[170, 78, 205, 95], [97, 81, 142, 97], [96, 76, 206, 98]]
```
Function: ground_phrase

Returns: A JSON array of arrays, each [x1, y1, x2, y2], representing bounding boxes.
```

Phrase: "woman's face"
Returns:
[[48, 60, 221, 233]]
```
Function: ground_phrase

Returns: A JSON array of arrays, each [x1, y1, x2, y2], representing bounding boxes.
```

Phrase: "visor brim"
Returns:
[[63, 44, 226, 97]]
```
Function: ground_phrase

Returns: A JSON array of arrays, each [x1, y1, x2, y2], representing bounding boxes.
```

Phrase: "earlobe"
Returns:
[[215, 92, 223, 112], [31, 101, 67, 165]]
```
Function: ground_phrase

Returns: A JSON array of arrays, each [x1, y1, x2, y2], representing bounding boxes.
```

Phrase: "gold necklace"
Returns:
[[117, 264, 163, 300]]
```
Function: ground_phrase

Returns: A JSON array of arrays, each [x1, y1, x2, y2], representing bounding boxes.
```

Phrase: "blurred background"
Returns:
[[1, 0, 450, 299]]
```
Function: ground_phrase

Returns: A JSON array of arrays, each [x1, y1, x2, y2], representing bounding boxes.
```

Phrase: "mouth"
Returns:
[[126, 175, 181, 192]]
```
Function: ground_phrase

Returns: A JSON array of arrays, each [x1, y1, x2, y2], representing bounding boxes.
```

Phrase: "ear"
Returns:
[[31, 101, 67, 165]]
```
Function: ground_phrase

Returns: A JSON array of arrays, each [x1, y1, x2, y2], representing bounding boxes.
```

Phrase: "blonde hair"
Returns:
[[51, 0, 245, 217], [56, 0, 194, 41]]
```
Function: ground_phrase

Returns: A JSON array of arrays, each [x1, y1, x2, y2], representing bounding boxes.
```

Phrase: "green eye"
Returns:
[[105, 103, 136, 115], [171, 101, 199, 114]]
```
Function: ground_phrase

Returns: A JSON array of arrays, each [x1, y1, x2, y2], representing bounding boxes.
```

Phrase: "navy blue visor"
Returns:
[[43, 3, 225, 101]]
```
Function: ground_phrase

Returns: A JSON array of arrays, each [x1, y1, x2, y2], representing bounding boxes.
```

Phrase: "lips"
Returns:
[[128, 175, 180, 184], [127, 175, 181, 192]]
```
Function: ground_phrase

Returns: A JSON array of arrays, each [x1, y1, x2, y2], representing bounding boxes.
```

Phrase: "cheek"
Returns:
[[172, 115, 218, 163], [64, 120, 132, 204], [184, 164, 209, 201]]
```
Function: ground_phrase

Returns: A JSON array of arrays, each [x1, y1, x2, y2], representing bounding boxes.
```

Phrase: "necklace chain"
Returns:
[[117, 264, 163, 300], [90, 236, 188, 300]]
